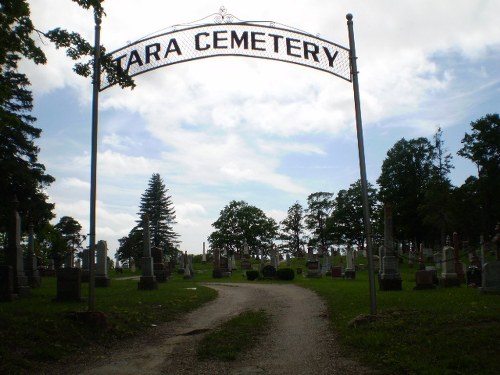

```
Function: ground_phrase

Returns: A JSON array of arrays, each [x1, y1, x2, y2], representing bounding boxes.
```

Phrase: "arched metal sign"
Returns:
[[100, 22, 351, 90], [88, 8, 377, 315]]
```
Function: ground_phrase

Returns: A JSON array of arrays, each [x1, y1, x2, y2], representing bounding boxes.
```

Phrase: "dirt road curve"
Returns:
[[51, 283, 376, 375]]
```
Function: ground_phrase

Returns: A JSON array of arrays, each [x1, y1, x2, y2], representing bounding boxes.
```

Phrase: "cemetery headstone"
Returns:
[[414, 269, 436, 289], [202, 242, 207, 264], [152, 247, 169, 282], [6, 198, 30, 297], [95, 240, 111, 287], [231, 254, 237, 271], [433, 251, 442, 270], [344, 245, 355, 279], [130, 258, 136, 272], [286, 253, 291, 268], [55, 267, 82, 301], [25, 222, 41, 288], [306, 260, 322, 278], [480, 222, 500, 293], [138, 214, 158, 290], [453, 232, 466, 284], [81, 248, 90, 282], [213, 248, 220, 269], [241, 241, 252, 270], [379, 202, 402, 290], [439, 236, 459, 287], [321, 254, 331, 275], [183, 252, 193, 279]]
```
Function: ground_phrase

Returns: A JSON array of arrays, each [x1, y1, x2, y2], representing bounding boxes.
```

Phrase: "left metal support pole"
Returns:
[[89, 10, 101, 312], [347, 13, 377, 315]]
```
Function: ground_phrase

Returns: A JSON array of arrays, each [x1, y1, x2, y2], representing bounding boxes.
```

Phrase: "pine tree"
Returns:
[[138, 174, 179, 257], [0, 0, 55, 235]]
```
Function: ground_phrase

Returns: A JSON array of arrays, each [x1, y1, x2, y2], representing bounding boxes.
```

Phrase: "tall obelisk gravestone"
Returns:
[[8, 197, 31, 297], [379, 202, 402, 290], [26, 222, 41, 287], [138, 214, 158, 290]]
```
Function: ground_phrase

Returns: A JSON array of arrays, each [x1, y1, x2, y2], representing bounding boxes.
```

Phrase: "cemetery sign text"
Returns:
[[100, 23, 351, 90]]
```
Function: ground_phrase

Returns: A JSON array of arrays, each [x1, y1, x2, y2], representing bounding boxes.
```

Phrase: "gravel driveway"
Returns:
[[48, 283, 376, 375]]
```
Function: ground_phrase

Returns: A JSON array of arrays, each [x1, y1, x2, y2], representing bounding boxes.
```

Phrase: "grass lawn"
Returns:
[[0, 269, 216, 375], [1, 256, 499, 375], [293, 257, 500, 375]]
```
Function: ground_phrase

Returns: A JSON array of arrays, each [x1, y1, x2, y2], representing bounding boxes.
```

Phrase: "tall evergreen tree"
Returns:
[[0, 0, 55, 240], [137, 173, 179, 257]]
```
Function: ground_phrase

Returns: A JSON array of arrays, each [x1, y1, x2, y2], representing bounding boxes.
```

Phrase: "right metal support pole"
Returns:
[[346, 13, 377, 315]]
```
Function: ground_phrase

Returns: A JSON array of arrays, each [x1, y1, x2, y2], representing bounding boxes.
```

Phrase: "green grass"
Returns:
[[2, 256, 499, 374], [196, 309, 270, 361], [0, 274, 217, 375], [296, 261, 500, 375]]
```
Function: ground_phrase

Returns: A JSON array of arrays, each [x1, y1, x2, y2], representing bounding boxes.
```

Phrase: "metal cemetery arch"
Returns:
[[88, 8, 377, 314]]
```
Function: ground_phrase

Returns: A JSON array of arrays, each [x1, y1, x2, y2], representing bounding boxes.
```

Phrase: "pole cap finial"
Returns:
[[346, 13, 353, 21]]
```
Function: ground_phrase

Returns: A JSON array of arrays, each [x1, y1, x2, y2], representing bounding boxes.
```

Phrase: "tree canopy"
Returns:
[[208, 200, 278, 257]]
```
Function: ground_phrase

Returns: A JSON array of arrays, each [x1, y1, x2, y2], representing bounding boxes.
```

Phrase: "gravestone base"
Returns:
[[379, 276, 402, 291], [55, 268, 82, 302], [344, 270, 356, 279], [438, 276, 460, 288], [0, 265, 16, 301], [95, 276, 111, 287], [414, 270, 436, 290], [138, 276, 158, 290]]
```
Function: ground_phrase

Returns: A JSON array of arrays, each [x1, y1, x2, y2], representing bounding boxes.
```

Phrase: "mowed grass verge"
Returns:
[[196, 309, 270, 361], [295, 260, 500, 375], [0, 272, 217, 375]]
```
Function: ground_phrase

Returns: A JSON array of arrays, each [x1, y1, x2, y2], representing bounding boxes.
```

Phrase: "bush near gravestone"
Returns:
[[261, 265, 277, 278], [246, 270, 259, 281], [276, 268, 295, 281]]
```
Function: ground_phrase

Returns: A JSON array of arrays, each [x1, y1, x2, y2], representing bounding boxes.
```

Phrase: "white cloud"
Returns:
[[26, 0, 499, 255]]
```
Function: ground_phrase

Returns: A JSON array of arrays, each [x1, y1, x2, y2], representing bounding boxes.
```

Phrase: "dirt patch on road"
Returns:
[[43, 283, 376, 375]]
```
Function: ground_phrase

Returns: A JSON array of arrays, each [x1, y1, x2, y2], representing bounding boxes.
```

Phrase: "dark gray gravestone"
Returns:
[[6, 199, 30, 297], [152, 247, 169, 282], [138, 214, 158, 290], [379, 203, 402, 290], [0, 265, 15, 301], [25, 223, 41, 288], [95, 240, 111, 287], [56, 268, 82, 302], [414, 270, 436, 290]]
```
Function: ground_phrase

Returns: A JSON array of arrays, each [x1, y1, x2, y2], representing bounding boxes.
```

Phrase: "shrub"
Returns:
[[261, 265, 277, 278], [277, 268, 295, 281], [212, 268, 223, 278], [246, 270, 259, 281]]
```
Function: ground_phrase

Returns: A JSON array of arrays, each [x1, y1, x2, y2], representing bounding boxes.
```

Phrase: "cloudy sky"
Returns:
[[23, 0, 499, 257]]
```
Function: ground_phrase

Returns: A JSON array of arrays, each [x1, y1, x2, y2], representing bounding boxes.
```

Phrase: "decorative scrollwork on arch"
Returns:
[[214, 6, 234, 23]]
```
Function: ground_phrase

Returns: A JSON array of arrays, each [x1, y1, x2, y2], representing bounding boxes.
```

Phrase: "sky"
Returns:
[[21, 0, 500, 258]]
